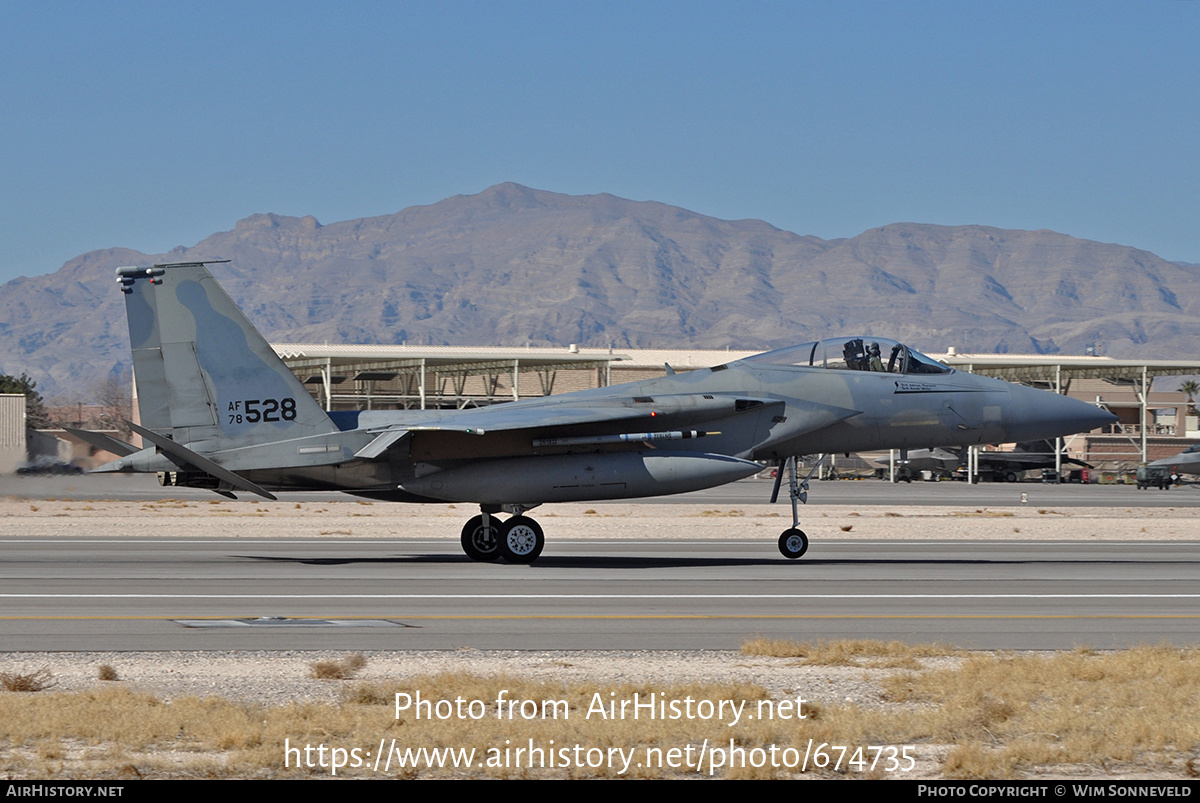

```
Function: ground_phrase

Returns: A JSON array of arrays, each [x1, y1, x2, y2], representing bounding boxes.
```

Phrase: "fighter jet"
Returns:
[[76, 261, 1116, 563], [1148, 445, 1200, 478], [883, 440, 1093, 482]]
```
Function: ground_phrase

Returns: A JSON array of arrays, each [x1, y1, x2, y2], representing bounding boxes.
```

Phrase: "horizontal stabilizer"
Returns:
[[128, 421, 278, 501], [65, 427, 138, 457]]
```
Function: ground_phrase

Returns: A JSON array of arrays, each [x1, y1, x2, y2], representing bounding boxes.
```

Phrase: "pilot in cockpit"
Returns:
[[867, 342, 884, 372]]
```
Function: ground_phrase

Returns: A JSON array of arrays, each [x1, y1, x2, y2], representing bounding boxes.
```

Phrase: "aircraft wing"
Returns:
[[354, 393, 786, 459]]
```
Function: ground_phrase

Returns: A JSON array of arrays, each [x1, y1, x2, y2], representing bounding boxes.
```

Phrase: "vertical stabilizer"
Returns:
[[118, 261, 338, 448]]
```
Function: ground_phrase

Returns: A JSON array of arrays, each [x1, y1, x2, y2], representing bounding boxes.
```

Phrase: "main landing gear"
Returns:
[[461, 456, 824, 563], [460, 507, 545, 564], [770, 455, 822, 560]]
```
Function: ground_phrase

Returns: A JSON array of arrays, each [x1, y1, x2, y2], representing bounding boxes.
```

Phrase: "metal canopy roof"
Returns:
[[936, 353, 1200, 384], [273, 343, 627, 374], [273, 343, 634, 410], [273, 342, 1200, 385]]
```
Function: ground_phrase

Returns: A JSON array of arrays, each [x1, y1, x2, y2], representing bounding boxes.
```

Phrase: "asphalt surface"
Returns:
[[3, 473, 1199, 651], [3, 470, 1198, 506], [3, 538, 1197, 651]]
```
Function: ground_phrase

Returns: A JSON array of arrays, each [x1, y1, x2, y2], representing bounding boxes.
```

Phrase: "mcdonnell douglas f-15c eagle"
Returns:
[[75, 261, 1116, 563]]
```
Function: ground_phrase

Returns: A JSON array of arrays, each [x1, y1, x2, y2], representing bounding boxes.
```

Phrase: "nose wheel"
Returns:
[[778, 528, 809, 559]]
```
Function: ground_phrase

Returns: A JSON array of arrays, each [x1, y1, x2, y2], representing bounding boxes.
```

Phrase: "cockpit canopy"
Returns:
[[743, 337, 952, 375]]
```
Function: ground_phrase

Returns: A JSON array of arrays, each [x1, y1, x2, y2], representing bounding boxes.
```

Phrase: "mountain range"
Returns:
[[2, 182, 1197, 399]]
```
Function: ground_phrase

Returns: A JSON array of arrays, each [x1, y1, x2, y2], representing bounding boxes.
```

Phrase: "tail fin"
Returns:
[[118, 261, 338, 448]]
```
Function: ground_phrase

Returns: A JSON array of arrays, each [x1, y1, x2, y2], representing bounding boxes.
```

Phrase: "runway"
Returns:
[[3, 470, 1199, 506], [3, 533, 1198, 651], [3, 474, 1198, 651]]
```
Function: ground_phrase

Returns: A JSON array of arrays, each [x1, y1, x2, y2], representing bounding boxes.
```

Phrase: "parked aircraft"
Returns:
[[75, 262, 1116, 563], [1148, 445, 1200, 477]]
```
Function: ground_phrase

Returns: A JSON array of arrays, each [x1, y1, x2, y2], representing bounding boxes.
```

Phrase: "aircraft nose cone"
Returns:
[[1006, 384, 1118, 442]]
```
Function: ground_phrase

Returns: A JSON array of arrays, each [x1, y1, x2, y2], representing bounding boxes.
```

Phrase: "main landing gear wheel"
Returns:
[[778, 528, 809, 560], [499, 516, 545, 564], [460, 515, 502, 562]]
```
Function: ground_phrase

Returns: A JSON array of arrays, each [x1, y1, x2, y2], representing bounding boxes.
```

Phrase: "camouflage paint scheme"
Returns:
[[82, 262, 1116, 563]]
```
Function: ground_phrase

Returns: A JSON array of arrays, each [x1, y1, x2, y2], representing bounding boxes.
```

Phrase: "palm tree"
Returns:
[[1181, 380, 1199, 416]]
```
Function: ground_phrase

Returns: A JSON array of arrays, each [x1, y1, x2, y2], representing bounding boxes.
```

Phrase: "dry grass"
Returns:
[[1, 668, 56, 692], [881, 645, 1200, 778], [309, 654, 368, 680], [0, 674, 781, 779], [97, 665, 119, 682], [741, 637, 956, 668], [2, 645, 1198, 779]]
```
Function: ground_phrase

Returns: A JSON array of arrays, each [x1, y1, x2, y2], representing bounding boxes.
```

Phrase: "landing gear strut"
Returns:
[[460, 506, 545, 563], [771, 455, 823, 559]]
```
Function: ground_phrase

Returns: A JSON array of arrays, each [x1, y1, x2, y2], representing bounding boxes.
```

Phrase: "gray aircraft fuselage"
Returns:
[[102, 343, 1108, 502], [87, 262, 1116, 561]]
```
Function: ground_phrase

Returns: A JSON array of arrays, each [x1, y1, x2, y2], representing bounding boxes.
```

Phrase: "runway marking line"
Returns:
[[2, 614, 1200, 621], [2, 593, 1200, 599]]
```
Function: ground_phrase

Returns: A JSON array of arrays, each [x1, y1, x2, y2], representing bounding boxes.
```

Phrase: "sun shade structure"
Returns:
[[273, 343, 630, 411], [274, 344, 1200, 466]]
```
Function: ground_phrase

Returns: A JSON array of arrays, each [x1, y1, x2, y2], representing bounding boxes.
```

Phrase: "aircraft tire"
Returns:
[[499, 516, 545, 564], [461, 515, 503, 562], [778, 528, 809, 560]]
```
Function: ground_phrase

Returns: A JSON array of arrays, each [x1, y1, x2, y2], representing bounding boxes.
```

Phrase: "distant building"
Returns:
[[0, 394, 27, 474]]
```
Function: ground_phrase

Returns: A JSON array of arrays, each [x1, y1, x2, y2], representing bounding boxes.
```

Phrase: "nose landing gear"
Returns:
[[771, 455, 823, 559]]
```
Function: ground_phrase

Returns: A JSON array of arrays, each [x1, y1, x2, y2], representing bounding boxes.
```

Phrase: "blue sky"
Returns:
[[2, 1, 1197, 284]]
